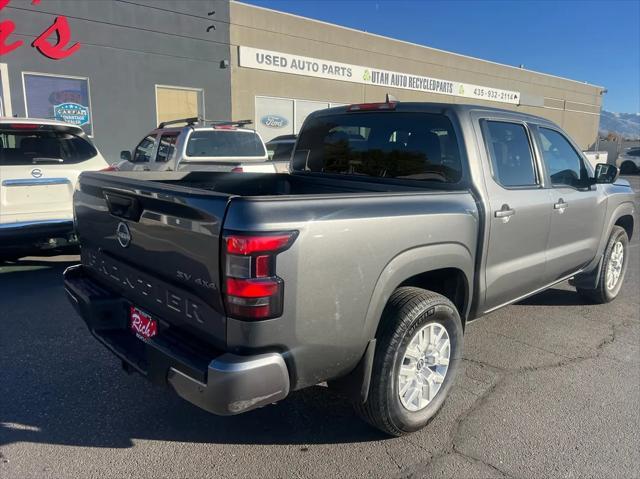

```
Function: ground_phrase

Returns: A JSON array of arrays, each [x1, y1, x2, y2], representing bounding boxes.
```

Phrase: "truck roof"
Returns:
[[308, 101, 553, 125]]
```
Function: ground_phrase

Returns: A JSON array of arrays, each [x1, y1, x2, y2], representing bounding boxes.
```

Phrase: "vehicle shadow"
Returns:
[[516, 287, 588, 307], [0, 257, 385, 449]]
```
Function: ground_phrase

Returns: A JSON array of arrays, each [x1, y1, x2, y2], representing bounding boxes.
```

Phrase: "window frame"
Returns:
[[532, 125, 593, 191], [480, 119, 542, 190], [21, 71, 94, 137], [0, 63, 12, 117], [155, 84, 204, 128], [132, 134, 157, 164]]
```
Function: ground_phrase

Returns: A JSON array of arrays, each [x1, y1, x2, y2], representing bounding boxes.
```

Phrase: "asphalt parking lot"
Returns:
[[1, 177, 639, 479]]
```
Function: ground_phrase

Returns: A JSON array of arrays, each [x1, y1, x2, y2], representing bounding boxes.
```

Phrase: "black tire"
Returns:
[[620, 161, 638, 175], [354, 287, 463, 436], [577, 226, 629, 303]]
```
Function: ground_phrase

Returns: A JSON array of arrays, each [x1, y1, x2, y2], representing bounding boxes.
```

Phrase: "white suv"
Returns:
[[0, 118, 108, 260]]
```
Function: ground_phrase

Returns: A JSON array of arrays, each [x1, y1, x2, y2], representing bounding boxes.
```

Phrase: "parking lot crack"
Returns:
[[452, 443, 514, 478], [384, 439, 404, 471], [461, 356, 508, 374], [515, 322, 617, 373]]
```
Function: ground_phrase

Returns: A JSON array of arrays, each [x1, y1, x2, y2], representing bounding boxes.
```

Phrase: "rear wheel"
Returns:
[[354, 287, 463, 436], [620, 161, 638, 175], [577, 226, 629, 303]]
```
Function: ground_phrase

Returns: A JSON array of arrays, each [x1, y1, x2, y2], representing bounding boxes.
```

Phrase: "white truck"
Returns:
[[115, 118, 276, 173]]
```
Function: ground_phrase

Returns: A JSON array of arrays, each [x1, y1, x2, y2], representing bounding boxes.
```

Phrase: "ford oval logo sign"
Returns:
[[260, 115, 288, 129], [116, 222, 131, 248]]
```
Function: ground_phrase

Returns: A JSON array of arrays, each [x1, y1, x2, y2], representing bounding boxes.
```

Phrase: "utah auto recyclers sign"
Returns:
[[239, 46, 520, 105]]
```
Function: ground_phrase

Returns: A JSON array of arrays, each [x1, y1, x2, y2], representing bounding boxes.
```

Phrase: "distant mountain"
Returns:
[[599, 110, 640, 139]]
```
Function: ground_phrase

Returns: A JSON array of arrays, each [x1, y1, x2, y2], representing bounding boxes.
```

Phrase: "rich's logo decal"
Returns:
[[54, 102, 90, 126], [0, 0, 81, 60], [260, 115, 288, 129]]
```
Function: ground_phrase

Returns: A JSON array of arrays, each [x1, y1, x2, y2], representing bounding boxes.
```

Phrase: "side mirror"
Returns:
[[593, 163, 618, 184], [120, 150, 132, 162]]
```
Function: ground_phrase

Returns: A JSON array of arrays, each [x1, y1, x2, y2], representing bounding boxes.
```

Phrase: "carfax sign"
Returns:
[[53, 102, 90, 126], [239, 46, 520, 105]]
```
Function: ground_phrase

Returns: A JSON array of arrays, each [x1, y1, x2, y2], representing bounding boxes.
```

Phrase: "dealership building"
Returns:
[[2, 0, 604, 161]]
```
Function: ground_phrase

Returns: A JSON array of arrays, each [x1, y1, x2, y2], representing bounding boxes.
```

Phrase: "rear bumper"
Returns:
[[0, 219, 75, 247], [63, 264, 290, 415]]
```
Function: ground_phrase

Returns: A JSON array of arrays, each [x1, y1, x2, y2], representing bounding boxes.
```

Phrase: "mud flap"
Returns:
[[570, 256, 604, 290], [327, 339, 376, 403]]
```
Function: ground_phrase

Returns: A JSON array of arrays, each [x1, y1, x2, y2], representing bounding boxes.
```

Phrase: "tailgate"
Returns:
[[75, 171, 231, 347]]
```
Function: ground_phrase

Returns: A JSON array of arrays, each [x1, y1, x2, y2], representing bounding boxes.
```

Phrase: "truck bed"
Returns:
[[113, 170, 456, 197]]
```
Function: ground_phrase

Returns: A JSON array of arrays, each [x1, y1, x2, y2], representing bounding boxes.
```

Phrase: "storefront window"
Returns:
[[156, 85, 203, 126], [255, 96, 294, 142], [295, 100, 330, 133], [255, 96, 350, 142], [23, 73, 92, 135]]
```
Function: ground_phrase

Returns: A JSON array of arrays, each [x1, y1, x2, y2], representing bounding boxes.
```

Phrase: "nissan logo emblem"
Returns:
[[31, 168, 43, 178], [116, 222, 131, 248]]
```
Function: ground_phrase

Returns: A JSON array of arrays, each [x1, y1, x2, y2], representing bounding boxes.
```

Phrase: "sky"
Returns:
[[241, 0, 640, 113]]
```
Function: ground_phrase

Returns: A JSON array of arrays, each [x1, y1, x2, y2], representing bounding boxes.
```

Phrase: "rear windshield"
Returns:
[[293, 112, 463, 183], [0, 129, 97, 166], [186, 130, 266, 158]]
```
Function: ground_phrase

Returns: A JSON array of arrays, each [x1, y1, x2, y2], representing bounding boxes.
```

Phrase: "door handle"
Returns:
[[554, 199, 569, 210], [495, 204, 515, 218], [104, 191, 142, 221]]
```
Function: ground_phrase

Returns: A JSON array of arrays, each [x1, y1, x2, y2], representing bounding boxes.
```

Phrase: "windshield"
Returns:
[[185, 130, 266, 158], [292, 112, 462, 183], [0, 129, 97, 166], [266, 141, 295, 161]]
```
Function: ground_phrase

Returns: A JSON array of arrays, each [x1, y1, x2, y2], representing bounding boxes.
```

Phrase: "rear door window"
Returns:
[[133, 135, 156, 163], [155, 134, 178, 163], [186, 131, 266, 158], [627, 149, 640, 158], [482, 121, 538, 187], [293, 112, 462, 183], [0, 129, 98, 166]]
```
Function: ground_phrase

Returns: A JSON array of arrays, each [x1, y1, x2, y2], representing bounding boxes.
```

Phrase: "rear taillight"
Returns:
[[231, 167, 244, 173], [223, 231, 297, 320], [100, 164, 119, 171]]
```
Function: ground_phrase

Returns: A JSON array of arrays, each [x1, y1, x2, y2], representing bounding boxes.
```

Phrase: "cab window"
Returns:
[[538, 128, 588, 188], [293, 112, 463, 183], [133, 135, 156, 163]]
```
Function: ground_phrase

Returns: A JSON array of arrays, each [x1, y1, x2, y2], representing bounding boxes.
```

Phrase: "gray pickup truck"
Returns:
[[64, 102, 635, 436]]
